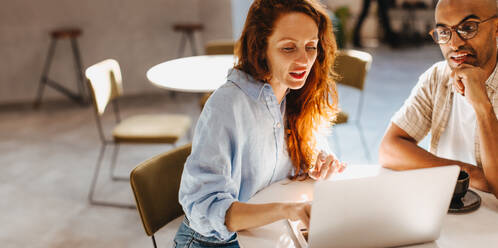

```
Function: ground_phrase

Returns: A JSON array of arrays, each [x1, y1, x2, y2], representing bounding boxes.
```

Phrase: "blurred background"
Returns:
[[0, 0, 442, 247]]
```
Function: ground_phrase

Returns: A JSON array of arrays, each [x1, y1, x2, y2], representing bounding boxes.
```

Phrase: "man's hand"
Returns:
[[451, 65, 491, 110], [458, 162, 492, 192], [308, 151, 346, 180], [452, 65, 498, 198]]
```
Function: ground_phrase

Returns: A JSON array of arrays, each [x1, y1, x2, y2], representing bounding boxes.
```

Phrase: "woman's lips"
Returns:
[[289, 71, 306, 80]]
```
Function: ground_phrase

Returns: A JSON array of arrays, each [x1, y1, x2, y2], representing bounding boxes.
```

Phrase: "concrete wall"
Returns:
[[0, 0, 233, 105], [200, 0, 233, 45]]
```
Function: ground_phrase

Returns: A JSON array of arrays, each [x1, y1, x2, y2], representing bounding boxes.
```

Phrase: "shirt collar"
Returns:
[[486, 61, 498, 92], [227, 68, 268, 100]]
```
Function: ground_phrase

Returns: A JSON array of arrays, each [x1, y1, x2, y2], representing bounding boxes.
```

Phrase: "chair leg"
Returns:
[[356, 121, 371, 162], [332, 129, 342, 159], [109, 144, 128, 181], [151, 235, 158, 248], [88, 143, 135, 209]]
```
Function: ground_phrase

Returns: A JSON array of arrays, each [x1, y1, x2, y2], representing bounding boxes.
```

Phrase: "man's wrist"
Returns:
[[472, 100, 494, 117], [453, 160, 473, 171]]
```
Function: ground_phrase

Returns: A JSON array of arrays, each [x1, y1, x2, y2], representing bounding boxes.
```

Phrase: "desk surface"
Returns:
[[237, 165, 498, 248], [146, 55, 236, 93]]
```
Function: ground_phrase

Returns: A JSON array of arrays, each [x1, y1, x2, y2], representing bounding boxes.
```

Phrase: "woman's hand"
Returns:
[[308, 151, 346, 180], [284, 202, 311, 228]]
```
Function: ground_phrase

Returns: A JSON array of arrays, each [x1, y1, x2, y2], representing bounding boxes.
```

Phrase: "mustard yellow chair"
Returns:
[[130, 143, 191, 248], [204, 39, 235, 55], [333, 49, 373, 161], [85, 59, 191, 208]]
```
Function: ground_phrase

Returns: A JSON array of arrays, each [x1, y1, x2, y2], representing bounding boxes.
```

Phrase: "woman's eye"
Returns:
[[306, 46, 317, 51], [281, 47, 295, 52]]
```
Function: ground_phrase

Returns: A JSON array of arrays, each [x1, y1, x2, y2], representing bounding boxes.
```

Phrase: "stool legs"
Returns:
[[177, 32, 187, 57], [177, 32, 198, 57], [34, 37, 88, 108], [34, 39, 57, 108], [70, 38, 88, 104], [187, 32, 198, 56]]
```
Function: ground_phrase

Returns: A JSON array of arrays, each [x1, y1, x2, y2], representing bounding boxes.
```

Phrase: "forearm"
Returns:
[[379, 135, 456, 170], [225, 201, 287, 232], [379, 129, 492, 192], [475, 103, 498, 197]]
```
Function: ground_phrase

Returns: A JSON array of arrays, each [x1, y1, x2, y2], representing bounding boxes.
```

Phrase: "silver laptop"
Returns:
[[289, 165, 459, 248]]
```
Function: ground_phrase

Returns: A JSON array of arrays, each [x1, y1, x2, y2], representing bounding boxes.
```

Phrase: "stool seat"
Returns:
[[172, 23, 203, 32], [51, 28, 82, 39]]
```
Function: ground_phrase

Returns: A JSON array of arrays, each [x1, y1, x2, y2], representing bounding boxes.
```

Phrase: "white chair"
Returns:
[[85, 59, 191, 208]]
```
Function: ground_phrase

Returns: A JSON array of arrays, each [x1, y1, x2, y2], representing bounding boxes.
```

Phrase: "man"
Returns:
[[379, 0, 498, 199]]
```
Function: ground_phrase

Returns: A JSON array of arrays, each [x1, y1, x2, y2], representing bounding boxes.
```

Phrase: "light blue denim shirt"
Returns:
[[178, 68, 294, 241]]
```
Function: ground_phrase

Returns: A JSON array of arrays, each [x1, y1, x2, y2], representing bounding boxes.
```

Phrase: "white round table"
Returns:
[[237, 165, 498, 248], [146, 55, 237, 93]]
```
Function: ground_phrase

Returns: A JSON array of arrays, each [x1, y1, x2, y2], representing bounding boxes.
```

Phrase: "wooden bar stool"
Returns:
[[34, 28, 88, 108], [172, 23, 203, 57]]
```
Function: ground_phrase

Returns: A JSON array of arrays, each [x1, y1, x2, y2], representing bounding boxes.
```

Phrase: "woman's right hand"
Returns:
[[284, 202, 311, 228], [309, 151, 346, 180]]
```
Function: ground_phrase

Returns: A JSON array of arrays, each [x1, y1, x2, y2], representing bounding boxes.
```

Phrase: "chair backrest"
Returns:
[[85, 59, 124, 115], [130, 143, 192, 236], [334, 50, 373, 91], [205, 39, 235, 55]]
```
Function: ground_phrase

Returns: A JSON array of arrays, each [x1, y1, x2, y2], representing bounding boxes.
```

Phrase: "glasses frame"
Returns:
[[429, 15, 498, 44]]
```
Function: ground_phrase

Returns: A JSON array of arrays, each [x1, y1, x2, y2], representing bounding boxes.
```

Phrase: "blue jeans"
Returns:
[[173, 217, 240, 248]]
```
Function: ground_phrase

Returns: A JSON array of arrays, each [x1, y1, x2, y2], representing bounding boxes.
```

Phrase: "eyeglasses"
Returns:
[[429, 15, 498, 44]]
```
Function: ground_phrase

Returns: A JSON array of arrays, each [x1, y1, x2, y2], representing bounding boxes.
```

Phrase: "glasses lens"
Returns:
[[434, 27, 451, 43], [457, 22, 478, 39]]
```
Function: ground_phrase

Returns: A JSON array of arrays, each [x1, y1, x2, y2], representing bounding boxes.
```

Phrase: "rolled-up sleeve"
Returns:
[[178, 90, 240, 241], [391, 66, 435, 142]]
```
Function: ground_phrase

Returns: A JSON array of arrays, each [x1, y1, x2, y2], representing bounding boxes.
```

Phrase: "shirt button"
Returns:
[[276, 122, 281, 128]]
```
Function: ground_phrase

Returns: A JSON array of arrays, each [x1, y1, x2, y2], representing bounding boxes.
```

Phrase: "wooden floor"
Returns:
[[0, 45, 442, 248]]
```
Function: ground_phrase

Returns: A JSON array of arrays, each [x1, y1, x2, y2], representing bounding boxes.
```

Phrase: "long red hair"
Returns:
[[235, 0, 339, 178]]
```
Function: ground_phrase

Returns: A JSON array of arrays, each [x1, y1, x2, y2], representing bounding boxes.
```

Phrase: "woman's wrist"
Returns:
[[278, 202, 292, 220]]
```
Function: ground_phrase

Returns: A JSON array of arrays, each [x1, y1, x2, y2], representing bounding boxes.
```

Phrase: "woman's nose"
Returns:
[[295, 50, 309, 65]]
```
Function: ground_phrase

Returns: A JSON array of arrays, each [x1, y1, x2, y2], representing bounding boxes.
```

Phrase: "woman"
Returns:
[[174, 0, 345, 247]]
